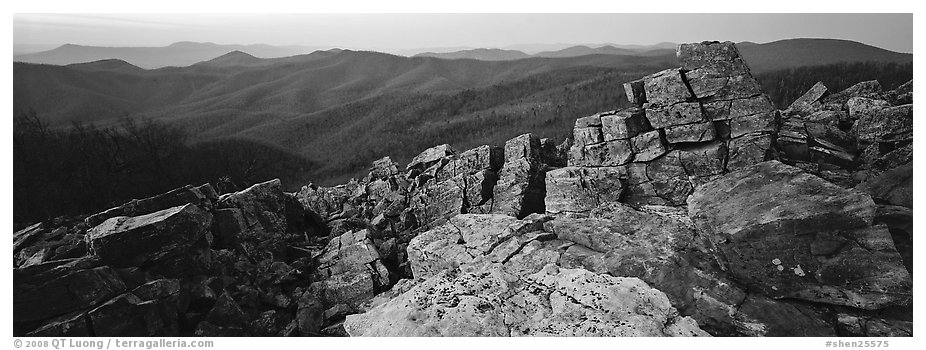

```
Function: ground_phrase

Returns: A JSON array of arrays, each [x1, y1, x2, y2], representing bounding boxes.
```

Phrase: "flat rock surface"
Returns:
[[344, 264, 708, 337], [688, 161, 911, 309]]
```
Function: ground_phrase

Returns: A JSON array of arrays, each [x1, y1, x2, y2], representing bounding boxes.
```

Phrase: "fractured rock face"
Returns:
[[643, 68, 692, 107], [434, 145, 503, 183], [544, 167, 624, 214], [602, 108, 649, 140], [85, 184, 215, 228], [688, 161, 912, 310], [564, 41, 775, 207], [664, 121, 716, 144], [406, 214, 522, 279], [645, 102, 703, 129], [312, 229, 391, 308], [296, 182, 362, 222], [407, 144, 456, 173], [492, 134, 546, 218], [856, 104, 913, 143], [86, 204, 212, 268]]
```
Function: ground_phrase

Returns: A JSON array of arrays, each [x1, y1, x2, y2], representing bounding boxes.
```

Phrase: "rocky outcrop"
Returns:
[[346, 202, 850, 337], [776, 78, 913, 187], [337, 42, 912, 337], [13, 178, 329, 337], [565, 41, 775, 206], [14, 41, 912, 338]]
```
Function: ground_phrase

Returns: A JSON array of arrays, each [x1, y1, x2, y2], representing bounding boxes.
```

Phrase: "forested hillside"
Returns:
[[13, 112, 316, 223], [12, 44, 913, 223], [755, 61, 913, 108]]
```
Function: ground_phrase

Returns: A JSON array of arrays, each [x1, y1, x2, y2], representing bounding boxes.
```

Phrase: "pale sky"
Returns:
[[13, 13, 914, 53]]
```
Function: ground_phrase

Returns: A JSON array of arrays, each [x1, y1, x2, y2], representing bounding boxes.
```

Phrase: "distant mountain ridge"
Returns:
[[414, 44, 676, 61], [408, 39, 910, 73], [414, 48, 531, 61], [735, 38, 912, 72], [14, 42, 329, 69], [15, 39, 909, 72], [195, 50, 263, 67]]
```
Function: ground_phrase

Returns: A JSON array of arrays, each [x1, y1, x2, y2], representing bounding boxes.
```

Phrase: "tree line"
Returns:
[[14, 111, 317, 225], [756, 61, 913, 108]]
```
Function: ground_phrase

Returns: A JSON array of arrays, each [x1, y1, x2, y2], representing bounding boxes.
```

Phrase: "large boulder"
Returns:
[[688, 161, 911, 310], [344, 264, 708, 337], [217, 179, 289, 258], [86, 204, 212, 268], [855, 104, 913, 143], [85, 184, 215, 227]]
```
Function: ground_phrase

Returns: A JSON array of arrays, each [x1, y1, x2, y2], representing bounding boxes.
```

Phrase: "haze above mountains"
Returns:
[[13, 38, 913, 185], [15, 38, 911, 71], [12, 41, 682, 69]]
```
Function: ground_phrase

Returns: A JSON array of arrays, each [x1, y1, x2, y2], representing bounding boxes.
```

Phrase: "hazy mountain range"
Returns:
[[15, 39, 910, 72], [15, 48, 680, 182], [13, 38, 913, 184], [13, 42, 330, 69]]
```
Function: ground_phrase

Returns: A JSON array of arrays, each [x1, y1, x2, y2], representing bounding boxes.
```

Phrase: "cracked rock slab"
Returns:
[[688, 161, 911, 310], [643, 68, 692, 107], [544, 167, 624, 215], [86, 204, 212, 268], [343, 264, 708, 337], [407, 214, 522, 279], [312, 229, 391, 308]]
